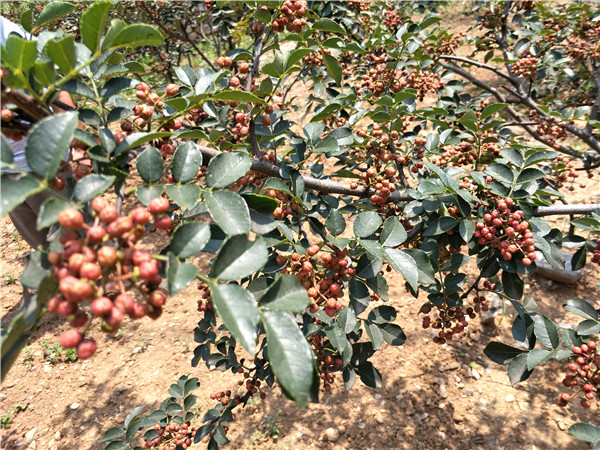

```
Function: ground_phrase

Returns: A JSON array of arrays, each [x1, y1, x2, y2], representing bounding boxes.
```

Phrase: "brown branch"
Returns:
[[1, 87, 50, 121]]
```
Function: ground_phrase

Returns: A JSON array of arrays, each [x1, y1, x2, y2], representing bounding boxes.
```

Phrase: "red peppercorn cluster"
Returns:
[[383, 9, 403, 30], [47, 197, 174, 359], [127, 82, 179, 131], [547, 155, 582, 190], [276, 245, 355, 318], [592, 240, 600, 265], [196, 282, 214, 313], [558, 341, 599, 408], [265, 0, 308, 33], [474, 198, 536, 265], [432, 136, 501, 168], [140, 422, 198, 450], [510, 56, 539, 78], [266, 189, 300, 220], [310, 334, 343, 392], [420, 296, 488, 345]]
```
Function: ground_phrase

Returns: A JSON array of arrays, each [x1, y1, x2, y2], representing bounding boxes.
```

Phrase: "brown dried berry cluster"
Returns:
[[266, 189, 300, 220], [558, 341, 599, 409], [47, 197, 173, 359], [140, 422, 199, 450], [421, 294, 489, 345], [474, 198, 536, 265], [432, 136, 501, 168]]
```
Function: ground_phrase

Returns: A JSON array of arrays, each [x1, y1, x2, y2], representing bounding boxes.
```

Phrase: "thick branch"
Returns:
[[532, 204, 600, 217], [1, 87, 50, 121]]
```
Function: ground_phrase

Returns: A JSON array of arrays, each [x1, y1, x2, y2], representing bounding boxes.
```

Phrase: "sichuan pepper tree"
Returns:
[[1, 1, 600, 448]]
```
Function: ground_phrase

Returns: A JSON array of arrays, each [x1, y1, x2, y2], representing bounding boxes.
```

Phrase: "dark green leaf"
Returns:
[[74, 174, 115, 202], [2, 35, 37, 72], [170, 222, 211, 259], [205, 190, 250, 236], [205, 152, 252, 188], [368, 306, 397, 324], [568, 423, 600, 443], [165, 184, 200, 209], [383, 248, 418, 291], [322, 52, 342, 86], [483, 341, 526, 365], [210, 283, 259, 353], [365, 322, 383, 350], [0, 174, 45, 216], [99, 427, 125, 443], [313, 135, 339, 153], [353, 211, 382, 238], [136, 146, 164, 184], [480, 103, 508, 120], [516, 168, 545, 184], [507, 353, 533, 386], [1, 135, 13, 166], [379, 217, 407, 247], [311, 18, 345, 34], [115, 132, 171, 155], [571, 247, 587, 271], [526, 348, 553, 370], [171, 142, 202, 183], [108, 24, 164, 50], [258, 275, 310, 313], [262, 311, 317, 407], [25, 112, 78, 180], [326, 209, 346, 236], [105, 442, 128, 450], [46, 35, 77, 73], [532, 314, 559, 349], [80, 1, 112, 52], [576, 320, 600, 335], [124, 405, 144, 429], [485, 163, 514, 184], [211, 234, 268, 281], [167, 253, 198, 295], [501, 271, 523, 299], [349, 278, 370, 315], [459, 219, 475, 243], [378, 323, 406, 346], [563, 298, 598, 321], [36, 1, 75, 27], [423, 217, 457, 236], [355, 362, 382, 388]]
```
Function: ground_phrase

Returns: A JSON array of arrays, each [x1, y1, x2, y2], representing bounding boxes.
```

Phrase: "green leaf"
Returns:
[[99, 427, 125, 443], [205, 152, 252, 188], [210, 283, 259, 353], [569, 423, 600, 443], [365, 322, 383, 350], [313, 135, 339, 153], [45, 35, 77, 74], [25, 112, 78, 180], [170, 222, 211, 259], [483, 341, 526, 365], [379, 217, 407, 247], [74, 174, 115, 202], [261, 310, 317, 407], [326, 209, 346, 236], [353, 211, 382, 238], [563, 298, 598, 321], [136, 185, 163, 206], [368, 306, 397, 324], [136, 146, 164, 184], [211, 90, 266, 105], [303, 123, 324, 143], [576, 320, 600, 335], [322, 52, 342, 86], [171, 142, 202, 184], [0, 174, 45, 216], [167, 253, 198, 295], [37, 197, 75, 230], [105, 441, 128, 450], [378, 323, 406, 346], [507, 353, 533, 386], [423, 217, 457, 236], [523, 150, 559, 167], [459, 219, 475, 243], [526, 348, 553, 370], [311, 18, 345, 34], [165, 184, 201, 209], [263, 177, 291, 195], [1, 135, 13, 167], [349, 278, 370, 315], [108, 24, 164, 50], [355, 362, 382, 388], [80, 1, 112, 52], [501, 271, 523, 299], [516, 168, 545, 184], [402, 248, 436, 285], [258, 275, 310, 313], [2, 35, 37, 72], [480, 103, 508, 121], [114, 132, 171, 155], [36, 1, 75, 27], [485, 163, 514, 184], [211, 234, 268, 281], [532, 314, 559, 349], [205, 190, 250, 236], [383, 248, 418, 291]]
